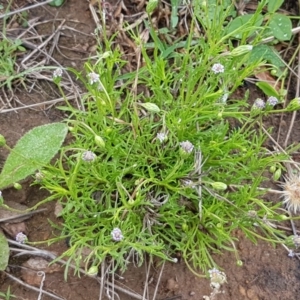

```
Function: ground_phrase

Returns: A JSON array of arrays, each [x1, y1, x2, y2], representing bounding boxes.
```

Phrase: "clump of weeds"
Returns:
[[27, 0, 300, 277]]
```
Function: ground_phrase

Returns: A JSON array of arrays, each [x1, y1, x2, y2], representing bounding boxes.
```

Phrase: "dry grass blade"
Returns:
[[152, 260, 165, 300], [0, 0, 54, 19], [283, 39, 300, 147]]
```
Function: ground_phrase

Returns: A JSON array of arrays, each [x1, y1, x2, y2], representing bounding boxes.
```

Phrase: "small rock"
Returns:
[[21, 257, 61, 286], [166, 278, 179, 292], [1, 221, 27, 238], [238, 285, 247, 296], [54, 201, 63, 217], [247, 288, 259, 300], [189, 291, 195, 296]]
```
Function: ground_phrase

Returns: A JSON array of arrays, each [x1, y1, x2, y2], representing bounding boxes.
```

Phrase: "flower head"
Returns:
[[157, 132, 167, 143], [16, 232, 28, 244], [211, 63, 224, 74], [111, 227, 124, 242], [281, 174, 300, 214], [82, 150, 97, 162], [293, 235, 300, 248], [208, 267, 227, 290], [53, 68, 63, 78], [219, 93, 229, 104], [267, 96, 279, 106], [35, 171, 44, 182], [87, 72, 100, 84], [180, 140, 194, 154], [253, 98, 265, 109]]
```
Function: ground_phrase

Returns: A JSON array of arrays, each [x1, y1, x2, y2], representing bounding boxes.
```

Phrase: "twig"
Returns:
[[152, 260, 165, 300], [0, 95, 79, 113], [261, 26, 300, 44], [0, 0, 55, 19], [7, 239, 146, 300], [0, 208, 47, 223], [284, 33, 300, 147], [3, 271, 65, 300], [21, 20, 66, 65]]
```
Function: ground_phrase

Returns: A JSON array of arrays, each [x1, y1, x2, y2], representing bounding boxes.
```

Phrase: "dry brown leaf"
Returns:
[[254, 69, 281, 92]]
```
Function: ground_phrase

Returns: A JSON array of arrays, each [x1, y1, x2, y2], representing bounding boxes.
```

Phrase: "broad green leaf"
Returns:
[[225, 14, 263, 39], [250, 44, 285, 76], [171, 0, 180, 28], [269, 14, 292, 41], [48, 0, 65, 7], [256, 82, 280, 98], [0, 123, 68, 189], [0, 231, 9, 271], [267, 0, 284, 13]]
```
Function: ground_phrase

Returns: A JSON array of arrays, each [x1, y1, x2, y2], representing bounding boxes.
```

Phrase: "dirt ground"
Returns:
[[1, 1, 300, 300]]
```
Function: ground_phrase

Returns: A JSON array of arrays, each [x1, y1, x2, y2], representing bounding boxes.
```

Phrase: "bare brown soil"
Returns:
[[1, 1, 300, 300]]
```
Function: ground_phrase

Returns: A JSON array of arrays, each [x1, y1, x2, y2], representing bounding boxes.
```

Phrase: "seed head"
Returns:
[[53, 68, 63, 78], [157, 132, 167, 143], [253, 98, 265, 109], [281, 174, 300, 214], [87, 72, 100, 84], [35, 171, 44, 182], [180, 140, 194, 154], [82, 150, 97, 162], [293, 235, 300, 248], [267, 96, 278, 107], [16, 232, 28, 244], [211, 63, 224, 74], [111, 227, 124, 242], [208, 267, 227, 290]]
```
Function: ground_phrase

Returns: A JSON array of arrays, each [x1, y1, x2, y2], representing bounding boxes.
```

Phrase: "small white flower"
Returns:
[[180, 140, 194, 154], [87, 72, 100, 84], [111, 227, 124, 241], [211, 63, 224, 74], [53, 68, 63, 78], [253, 98, 265, 109], [157, 132, 167, 143], [16, 232, 28, 244], [267, 96, 278, 106], [82, 150, 97, 162]]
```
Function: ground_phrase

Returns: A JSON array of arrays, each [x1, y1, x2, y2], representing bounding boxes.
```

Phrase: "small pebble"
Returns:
[[189, 291, 195, 296]]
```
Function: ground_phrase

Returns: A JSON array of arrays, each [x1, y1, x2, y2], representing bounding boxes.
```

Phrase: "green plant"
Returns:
[[0, 37, 26, 88], [0, 0, 296, 278], [0, 123, 68, 270], [33, 1, 300, 277], [225, 0, 291, 77], [0, 286, 16, 300]]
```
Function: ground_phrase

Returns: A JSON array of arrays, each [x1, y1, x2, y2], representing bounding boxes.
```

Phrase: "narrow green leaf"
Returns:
[[256, 82, 280, 98], [0, 231, 9, 271], [0, 123, 68, 189], [267, 0, 284, 13], [269, 14, 292, 41]]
